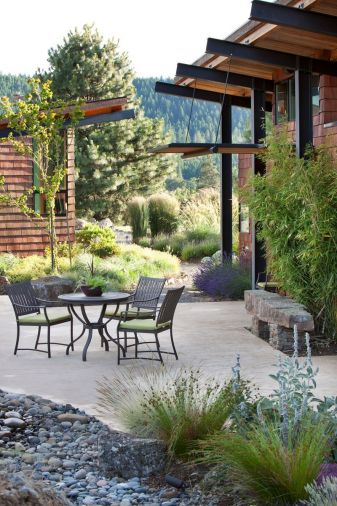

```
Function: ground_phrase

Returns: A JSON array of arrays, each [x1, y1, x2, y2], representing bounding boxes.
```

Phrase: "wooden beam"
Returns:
[[176, 63, 274, 92], [250, 0, 337, 38], [207, 37, 337, 77]]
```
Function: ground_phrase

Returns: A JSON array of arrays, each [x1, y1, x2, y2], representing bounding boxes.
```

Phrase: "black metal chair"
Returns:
[[5, 281, 73, 358], [104, 276, 166, 321], [116, 286, 184, 364]]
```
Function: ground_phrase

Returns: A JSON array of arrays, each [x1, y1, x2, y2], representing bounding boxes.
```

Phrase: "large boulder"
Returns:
[[99, 430, 167, 479], [32, 276, 75, 302], [0, 470, 71, 506]]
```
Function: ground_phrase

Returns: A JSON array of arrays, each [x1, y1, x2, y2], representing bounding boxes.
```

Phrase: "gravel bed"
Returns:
[[0, 390, 219, 505]]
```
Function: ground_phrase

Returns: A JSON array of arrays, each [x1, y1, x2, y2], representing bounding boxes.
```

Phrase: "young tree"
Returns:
[[40, 25, 175, 222], [0, 78, 81, 271]]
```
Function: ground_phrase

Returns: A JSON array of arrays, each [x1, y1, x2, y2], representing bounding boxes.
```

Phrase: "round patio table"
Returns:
[[58, 292, 129, 362]]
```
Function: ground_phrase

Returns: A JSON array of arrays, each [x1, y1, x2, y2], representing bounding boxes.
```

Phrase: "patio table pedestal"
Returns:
[[58, 292, 129, 361]]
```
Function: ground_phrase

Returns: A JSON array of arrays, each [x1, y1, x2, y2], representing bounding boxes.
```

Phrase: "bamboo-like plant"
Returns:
[[242, 125, 337, 338]]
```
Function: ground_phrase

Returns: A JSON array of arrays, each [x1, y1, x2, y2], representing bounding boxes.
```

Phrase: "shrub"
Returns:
[[148, 193, 179, 236], [193, 256, 250, 299], [97, 366, 251, 458], [199, 414, 333, 505], [303, 477, 337, 505], [0, 253, 18, 276], [76, 223, 120, 257], [180, 238, 220, 261], [63, 244, 179, 291], [243, 126, 337, 338], [128, 196, 148, 243], [181, 188, 220, 233]]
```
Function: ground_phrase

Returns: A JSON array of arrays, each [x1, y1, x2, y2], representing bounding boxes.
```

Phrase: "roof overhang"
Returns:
[[174, 0, 337, 95], [0, 97, 135, 137]]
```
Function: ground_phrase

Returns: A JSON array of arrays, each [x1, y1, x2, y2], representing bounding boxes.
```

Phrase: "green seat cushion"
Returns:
[[18, 313, 71, 325], [119, 319, 171, 332], [105, 308, 155, 319], [257, 281, 279, 289]]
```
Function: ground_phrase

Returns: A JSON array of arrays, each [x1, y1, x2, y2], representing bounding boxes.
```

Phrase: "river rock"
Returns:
[[4, 417, 26, 429]]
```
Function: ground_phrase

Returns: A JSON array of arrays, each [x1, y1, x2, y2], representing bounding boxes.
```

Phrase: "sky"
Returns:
[[1, 0, 255, 78]]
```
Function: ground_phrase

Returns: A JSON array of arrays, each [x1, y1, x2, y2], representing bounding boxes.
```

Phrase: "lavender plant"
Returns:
[[193, 255, 250, 299]]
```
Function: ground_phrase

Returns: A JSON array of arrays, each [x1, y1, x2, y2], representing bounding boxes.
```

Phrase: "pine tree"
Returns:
[[39, 25, 175, 221]]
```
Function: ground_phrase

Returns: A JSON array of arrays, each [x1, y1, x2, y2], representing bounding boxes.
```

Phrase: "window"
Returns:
[[275, 74, 320, 123]]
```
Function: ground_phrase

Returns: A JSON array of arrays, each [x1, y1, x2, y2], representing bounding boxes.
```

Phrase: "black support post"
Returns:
[[251, 84, 266, 287], [295, 69, 313, 158], [221, 96, 232, 260]]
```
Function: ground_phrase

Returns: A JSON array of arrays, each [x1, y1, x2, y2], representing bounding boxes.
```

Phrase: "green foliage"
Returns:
[[180, 239, 220, 262], [141, 229, 220, 261], [0, 254, 17, 276], [0, 78, 82, 272], [86, 275, 109, 291], [243, 126, 337, 338], [180, 188, 220, 233], [0, 245, 179, 288], [65, 246, 179, 291], [0, 73, 29, 101], [303, 477, 337, 505], [128, 196, 148, 243], [199, 415, 332, 505], [41, 25, 175, 222], [97, 367, 251, 458], [148, 193, 179, 236], [76, 224, 120, 258]]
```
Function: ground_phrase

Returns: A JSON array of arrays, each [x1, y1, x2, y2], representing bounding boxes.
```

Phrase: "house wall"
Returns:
[[0, 130, 75, 256], [238, 75, 337, 256]]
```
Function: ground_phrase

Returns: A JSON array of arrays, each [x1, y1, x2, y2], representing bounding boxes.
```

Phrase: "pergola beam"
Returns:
[[250, 0, 337, 38], [176, 63, 274, 92], [206, 38, 337, 77], [156, 81, 249, 107]]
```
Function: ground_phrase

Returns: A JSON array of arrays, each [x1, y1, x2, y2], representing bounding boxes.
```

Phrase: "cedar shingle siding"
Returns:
[[0, 130, 75, 256]]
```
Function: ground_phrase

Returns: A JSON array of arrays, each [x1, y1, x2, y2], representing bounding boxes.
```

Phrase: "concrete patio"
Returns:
[[1, 295, 337, 427]]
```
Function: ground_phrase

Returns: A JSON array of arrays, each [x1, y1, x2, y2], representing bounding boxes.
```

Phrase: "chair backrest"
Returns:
[[132, 276, 166, 310], [157, 286, 184, 325], [5, 281, 40, 318]]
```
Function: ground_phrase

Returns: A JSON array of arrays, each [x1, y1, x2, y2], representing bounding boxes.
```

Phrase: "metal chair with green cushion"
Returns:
[[104, 276, 166, 321], [116, 286, 184, 365], [5, 281, 73, 358]]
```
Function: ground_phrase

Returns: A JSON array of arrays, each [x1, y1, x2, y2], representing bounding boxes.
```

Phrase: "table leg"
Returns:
[[98, 328, 109, 352], [82, 327, 93, 362], [66, 326, 85, 355]]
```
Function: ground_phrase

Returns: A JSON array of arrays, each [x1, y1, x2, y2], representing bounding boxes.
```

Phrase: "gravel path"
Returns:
[[0, 390, 219, 506]]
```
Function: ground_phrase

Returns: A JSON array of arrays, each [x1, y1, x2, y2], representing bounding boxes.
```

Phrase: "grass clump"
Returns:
[[199, 415, 333, 505], [97, 367, 251, 458], [148, 193, 179, 236], [128, 196, 148, 243]]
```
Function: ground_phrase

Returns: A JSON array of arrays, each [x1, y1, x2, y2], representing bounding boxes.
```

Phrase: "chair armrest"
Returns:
[[36, 298, 66, 308], [132, 296, 160, 304], [13, 302, 41, 311]]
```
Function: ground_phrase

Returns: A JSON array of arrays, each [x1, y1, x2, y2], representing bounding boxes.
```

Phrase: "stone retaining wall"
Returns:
[[245, 290, 314, 353]]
